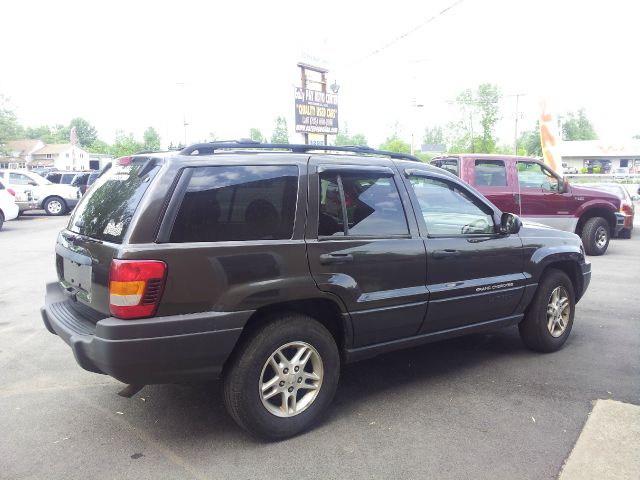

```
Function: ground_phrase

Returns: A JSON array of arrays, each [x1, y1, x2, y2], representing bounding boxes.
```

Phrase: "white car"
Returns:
[[0, 169, 81, 216], [0, 179, 19, 230]]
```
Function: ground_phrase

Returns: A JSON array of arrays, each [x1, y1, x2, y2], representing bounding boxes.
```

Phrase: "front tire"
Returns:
[[581, 216, 609, 255], [223, 313, 340, 440], [44, 196, 68, 216], [519, 269, 575, 353]]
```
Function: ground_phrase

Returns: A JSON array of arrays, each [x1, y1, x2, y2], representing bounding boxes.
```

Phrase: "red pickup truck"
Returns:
[[430, 154, 624, 255]]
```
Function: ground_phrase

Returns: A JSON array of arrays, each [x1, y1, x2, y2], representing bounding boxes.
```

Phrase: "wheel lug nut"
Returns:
[[288, 387, 294, 393], [294, 366, 299, 372], [283, 368, 289, 374], [279, 381, 285, 387], [297, 377, 302, 383]]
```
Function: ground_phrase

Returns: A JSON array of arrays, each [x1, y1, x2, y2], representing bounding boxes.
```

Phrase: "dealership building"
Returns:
[[559, 140, 640, 173]]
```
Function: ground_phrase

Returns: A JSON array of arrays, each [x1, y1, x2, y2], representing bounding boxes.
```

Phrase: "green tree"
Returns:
[[448, 84, 501, 153], [25, 125, 52, 140], [0, 95, 24, 154], [88, 139, 111, 154], [69, 117, 98, 147], [270, 116, 289, 143], [335, 128, 368, 146], [379, 134, 410, 153], [143, 126, 161, 150], [110, 130, 143, 157], [562, 108, 597, 140], [518, 122, 543, 157], [249, 128, 264, 142], [422, 126, 445, 145], [632, 134, 640, 139]]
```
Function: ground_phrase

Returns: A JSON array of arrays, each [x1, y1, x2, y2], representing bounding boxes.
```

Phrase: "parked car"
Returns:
[[430, 155, 624, 255], [581, 183, 634, 238], [45, 171, 81, 185], [0, 169, 81, 216], [70, 172, 93, 195], [42, 142, 591, 440], [0, 179, 19, 230]]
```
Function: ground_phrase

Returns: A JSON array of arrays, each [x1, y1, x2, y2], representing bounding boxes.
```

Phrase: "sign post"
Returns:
[[296, 63, 338, 145]]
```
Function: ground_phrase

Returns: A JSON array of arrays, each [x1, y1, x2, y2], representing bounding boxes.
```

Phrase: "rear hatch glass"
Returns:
[[67, 159, 160, 243]]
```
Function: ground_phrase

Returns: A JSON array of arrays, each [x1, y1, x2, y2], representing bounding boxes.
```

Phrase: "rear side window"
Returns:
[[170, 166, 298, 243], [47, 173, 62, 183], [431, 159, 459, 176], [474, 160, 507, 186], [318, 171, 408, 237], [68, 162, 160, 243]]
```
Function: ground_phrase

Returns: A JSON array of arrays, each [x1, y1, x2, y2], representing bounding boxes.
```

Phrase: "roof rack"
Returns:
[[178, 140, 421, 162]]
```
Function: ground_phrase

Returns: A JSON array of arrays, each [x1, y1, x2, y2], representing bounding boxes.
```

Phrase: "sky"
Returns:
[[1, 0, 639, 149]]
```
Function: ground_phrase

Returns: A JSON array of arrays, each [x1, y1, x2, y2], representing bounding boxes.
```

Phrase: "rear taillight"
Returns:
[[621, 203, 633, 216], [7, 188, 15, 196], [109, 260, 167, 319], [117, 156, 132, 166]]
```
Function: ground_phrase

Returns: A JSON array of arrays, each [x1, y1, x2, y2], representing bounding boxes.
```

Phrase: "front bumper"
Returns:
[[578, 261, 592, 302], [41, 282, 252, 384], [614, 212, 625, 234]]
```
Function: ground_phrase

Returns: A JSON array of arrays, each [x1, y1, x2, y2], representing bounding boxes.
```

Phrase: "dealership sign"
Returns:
[[294, 87, 339, 135]]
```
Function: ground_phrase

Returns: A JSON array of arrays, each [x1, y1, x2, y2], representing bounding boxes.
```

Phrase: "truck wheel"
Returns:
[[580, 217, 609, 255], [519, 269, 575, 353], [223, 313, 340, 440], [44, 197, 68, 216]]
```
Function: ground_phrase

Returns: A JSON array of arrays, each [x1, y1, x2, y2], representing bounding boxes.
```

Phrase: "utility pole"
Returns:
[[410, 99, 424, 155], [512, 93, 527, 155], [176, 82, 188, 146]]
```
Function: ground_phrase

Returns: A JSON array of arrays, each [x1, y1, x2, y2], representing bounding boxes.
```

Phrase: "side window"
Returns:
[[47, 173, 62, 183], [474, 160, 507, 186], [432, 159, 459, 176], [409, 176, 495, 236], [318, 174, 346, 236], [318, 171, 409, 237], [170, 166, 298, 243], [9, 173, 32, 185], [517, 162, 559, 192]]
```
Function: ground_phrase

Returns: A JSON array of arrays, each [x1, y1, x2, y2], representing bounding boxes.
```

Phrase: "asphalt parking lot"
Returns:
[[1, 212, 639, 480]]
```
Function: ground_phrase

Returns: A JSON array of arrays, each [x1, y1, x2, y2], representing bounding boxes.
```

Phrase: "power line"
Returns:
[[340, 0, 465, 70]]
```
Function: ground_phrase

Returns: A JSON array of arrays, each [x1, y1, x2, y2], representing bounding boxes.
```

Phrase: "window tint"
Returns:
[[432, 159, 459, 176], [409, 176, 494, 235], [517, 162, 559, 191], [0, 180, 4, 190], [474, 160, 507, 186], [9, 173, 32, 185], [47, 173, 62, 183], [170, 166, 298, 243], [318, 174, 346, 236], [318, 171, 408, 237], [68, 162, 160, 243]]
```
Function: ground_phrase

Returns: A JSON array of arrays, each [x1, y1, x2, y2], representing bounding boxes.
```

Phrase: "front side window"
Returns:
[[474, 160, 507, 186], [409, 176, 494, 236], [318, 171, 408, 237], [170, 165, 298, 243], [517, 162, 560, 191]]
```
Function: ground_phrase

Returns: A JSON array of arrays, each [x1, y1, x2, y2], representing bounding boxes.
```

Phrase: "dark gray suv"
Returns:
[[42, 142, 591, 439]]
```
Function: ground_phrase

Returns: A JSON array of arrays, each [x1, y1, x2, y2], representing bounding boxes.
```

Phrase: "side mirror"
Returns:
[[632, 195, 640, 202], [500, 212, 522, 235]]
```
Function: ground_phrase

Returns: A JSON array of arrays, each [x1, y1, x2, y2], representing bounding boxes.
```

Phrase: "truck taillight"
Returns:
[[7, 188, 15, 196], [621, 203, 633, 216], [109, 260, 167, 319]]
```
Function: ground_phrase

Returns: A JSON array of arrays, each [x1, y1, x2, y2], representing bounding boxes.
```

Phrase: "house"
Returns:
[[559, 140, 640, 173], [0, 139, 45, 168], [29, 144, 91, 170]]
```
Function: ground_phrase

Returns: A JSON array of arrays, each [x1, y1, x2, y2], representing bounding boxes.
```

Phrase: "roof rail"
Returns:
[[178, 140, 421, 162]]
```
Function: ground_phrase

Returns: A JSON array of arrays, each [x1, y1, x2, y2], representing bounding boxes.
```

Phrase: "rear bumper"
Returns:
[[2, 201, 19, 221], [41, 282, 252, 384]]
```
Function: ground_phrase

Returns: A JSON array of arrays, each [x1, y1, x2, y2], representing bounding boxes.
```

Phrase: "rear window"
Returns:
[[169, 165, 298, 243], [431, 159, 459, 176], [474, 160, 507, 187], [67, 162, 160, 243]]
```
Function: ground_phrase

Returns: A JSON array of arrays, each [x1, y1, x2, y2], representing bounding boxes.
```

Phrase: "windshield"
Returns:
[[29, 172, 52, 185], [67, 162, 160, 243]]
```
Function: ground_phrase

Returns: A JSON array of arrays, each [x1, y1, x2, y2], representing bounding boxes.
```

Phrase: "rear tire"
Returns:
[[222, 313, 340, 440], [519, 269, 575, 353], [580, 216, 609, 255], [44, 196, 68, 216]]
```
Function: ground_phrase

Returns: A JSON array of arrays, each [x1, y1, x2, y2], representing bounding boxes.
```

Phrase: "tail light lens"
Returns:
[[109, 260, 167, 319], [7, 188, 15, 196], [117, 156, 132, 166], [621, 203, 633, 216]]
